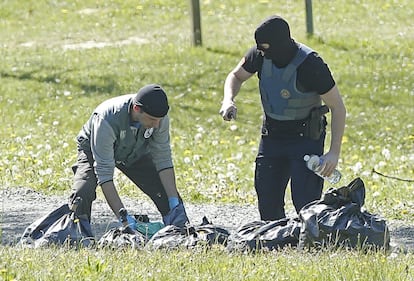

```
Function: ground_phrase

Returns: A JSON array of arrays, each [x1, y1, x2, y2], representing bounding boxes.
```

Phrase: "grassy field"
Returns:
[[1, 246, 413, 281], [1, 0, 413, 280]]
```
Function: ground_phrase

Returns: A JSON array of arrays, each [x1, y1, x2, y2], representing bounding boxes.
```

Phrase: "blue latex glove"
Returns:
[[168, 197, 179, 209], [162, 203, 189, 228], [119, 214, 137, 230]]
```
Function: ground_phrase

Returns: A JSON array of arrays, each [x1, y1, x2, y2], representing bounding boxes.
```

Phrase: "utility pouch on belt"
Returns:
[[307, 105, 329, 140]]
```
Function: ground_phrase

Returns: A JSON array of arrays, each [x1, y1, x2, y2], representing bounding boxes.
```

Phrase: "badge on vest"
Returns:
[[144, 128, 154, 139], [280, 89, 291, 99]]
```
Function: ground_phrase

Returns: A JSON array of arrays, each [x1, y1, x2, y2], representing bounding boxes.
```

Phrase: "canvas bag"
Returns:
[[298, 177, 390, 250], [18, 197, 94, 248], [226, 217, 301, 252]]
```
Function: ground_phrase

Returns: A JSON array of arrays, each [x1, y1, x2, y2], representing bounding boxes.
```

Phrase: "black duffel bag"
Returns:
[[97, 226, 146, 250], [18, 197, 94, 248], [226, 217, 301, 252], [298, 177, 390, 250], [145, 216, 230, 250]]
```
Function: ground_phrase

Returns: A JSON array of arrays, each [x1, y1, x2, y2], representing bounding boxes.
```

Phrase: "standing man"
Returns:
[[219, 15, 346, 220], [71, 84, 188, 229]]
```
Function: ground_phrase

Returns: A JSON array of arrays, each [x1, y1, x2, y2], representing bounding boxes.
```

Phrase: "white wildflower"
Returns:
[[351, 162, 363, 173], [381, 148, 391, 160], [183, 157, 191, 164]]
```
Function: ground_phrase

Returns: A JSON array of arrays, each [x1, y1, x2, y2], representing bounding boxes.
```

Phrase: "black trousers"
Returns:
[[254, 133, 325, 221], [70, 150, 171, 221]]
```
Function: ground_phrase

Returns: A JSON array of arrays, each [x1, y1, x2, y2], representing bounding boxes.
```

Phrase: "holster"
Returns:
[[306, 105, 329, 140]]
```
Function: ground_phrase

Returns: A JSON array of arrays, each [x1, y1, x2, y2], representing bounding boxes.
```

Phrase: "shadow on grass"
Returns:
[[1, 69, 120, 96]]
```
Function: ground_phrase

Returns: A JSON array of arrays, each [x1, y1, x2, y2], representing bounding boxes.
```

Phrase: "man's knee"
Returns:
[[70, 177, 98, 220]]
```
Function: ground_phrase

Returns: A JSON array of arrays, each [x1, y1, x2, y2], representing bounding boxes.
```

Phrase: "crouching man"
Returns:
[[70, 84, 188, 229]]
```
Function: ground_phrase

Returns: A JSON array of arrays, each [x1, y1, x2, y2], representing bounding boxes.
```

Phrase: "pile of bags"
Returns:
[[228, 177, 390, 252], [18, 178, 390, 252]]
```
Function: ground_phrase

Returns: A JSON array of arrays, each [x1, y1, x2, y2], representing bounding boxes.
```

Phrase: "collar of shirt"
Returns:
[[130, 121, 141, 128], [130, 121, 141, 138]]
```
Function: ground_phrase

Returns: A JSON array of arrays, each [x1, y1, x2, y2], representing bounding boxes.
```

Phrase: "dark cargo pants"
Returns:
[[254, 133, 325, 221], [70, 150, 171, 221]]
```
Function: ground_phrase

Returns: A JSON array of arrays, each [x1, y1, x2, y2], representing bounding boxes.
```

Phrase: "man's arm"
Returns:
[[159, 167, 189, 227], [220, 59, 254, 120], [320, 84, 346, 177], [148, 117, 181, 208], [89, 116, 129, 224], [158, 167, 179, 199], [101, 181, 125, 221]]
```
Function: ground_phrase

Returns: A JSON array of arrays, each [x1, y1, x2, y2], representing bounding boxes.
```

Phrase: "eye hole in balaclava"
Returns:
[[254, 15, 298, 68]]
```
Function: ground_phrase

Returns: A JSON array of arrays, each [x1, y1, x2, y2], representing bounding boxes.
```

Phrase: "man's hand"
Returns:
[[162, 203, 189, 228], [119, 208, 137, 230], [125, 214, 137, 229], [320, 151, 339, 177], [219, 100, 237, 121]]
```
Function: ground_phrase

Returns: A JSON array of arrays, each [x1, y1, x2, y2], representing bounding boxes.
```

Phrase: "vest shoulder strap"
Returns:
[[281, 44, 315, 82]]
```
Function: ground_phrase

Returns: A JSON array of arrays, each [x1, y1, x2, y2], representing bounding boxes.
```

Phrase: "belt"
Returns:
[[263, 118, 309, 138], [262, 107, 327, 140]]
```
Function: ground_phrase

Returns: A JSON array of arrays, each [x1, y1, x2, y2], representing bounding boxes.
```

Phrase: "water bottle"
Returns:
[[303, 154, 342, 184]]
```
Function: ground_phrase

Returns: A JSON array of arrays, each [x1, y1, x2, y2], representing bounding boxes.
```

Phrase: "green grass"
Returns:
[[1, 246, 413, 281], [1, 0, 414, 279]]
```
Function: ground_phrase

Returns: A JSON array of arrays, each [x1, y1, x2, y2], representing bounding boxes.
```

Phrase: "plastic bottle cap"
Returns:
[[303, 155, 310, 161]]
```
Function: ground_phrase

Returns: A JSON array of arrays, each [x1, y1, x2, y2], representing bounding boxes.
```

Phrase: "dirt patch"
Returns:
[[0, 186, 260, 245], [1, 186, 413, 252]]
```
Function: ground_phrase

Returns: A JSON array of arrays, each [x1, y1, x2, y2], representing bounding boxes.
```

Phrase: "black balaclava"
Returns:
[[133, 84, 169, 117], [254, 15, 298, 68]]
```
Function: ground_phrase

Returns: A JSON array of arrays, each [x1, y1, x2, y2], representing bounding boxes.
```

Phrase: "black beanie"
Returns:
[[254, 15, 298, 67], [133, 84, 169, 117]]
